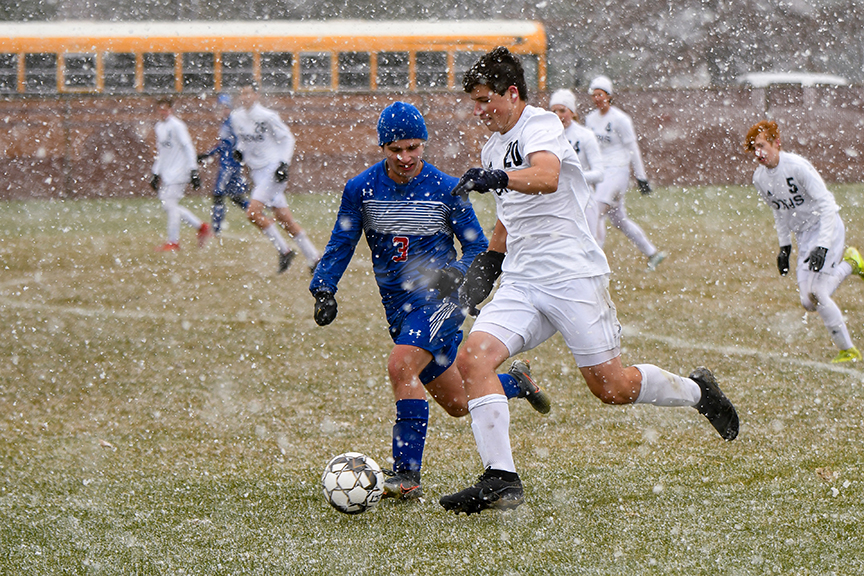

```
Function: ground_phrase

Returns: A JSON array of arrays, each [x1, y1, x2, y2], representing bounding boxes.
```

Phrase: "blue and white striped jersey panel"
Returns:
[[362, 200, 452, 236], [428, 300, 460, 341]]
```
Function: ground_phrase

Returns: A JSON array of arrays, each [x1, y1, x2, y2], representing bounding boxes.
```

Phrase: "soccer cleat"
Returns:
[[277, 250, 296, 274], [647, 251, 667, 271], [832, 347, 862, 363], [843, 247, 864, 279], [197, 222, 212, 248], [439, 469, 524, 515], [154, 242, 180, 252], [382, 469, 423, 500], [508, 359, 551, 414], [690, 367, 739, 441]]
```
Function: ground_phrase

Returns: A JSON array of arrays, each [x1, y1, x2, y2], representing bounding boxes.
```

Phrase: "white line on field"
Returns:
[[622, 325, 864, 381]]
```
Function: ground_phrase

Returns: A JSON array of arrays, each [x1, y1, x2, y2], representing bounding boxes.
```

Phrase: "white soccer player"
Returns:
[[150, 97, 210, 252], [230, 84, 320, 273], [745, 120, 863, 363], [439, 47, 739, 516], [584, 76, 666, 270], [549, 88, 604, 190]]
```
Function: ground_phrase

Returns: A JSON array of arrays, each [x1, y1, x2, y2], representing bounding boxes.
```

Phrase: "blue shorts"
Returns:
[[215, 170, 248, 198], [389, 301, 465, 385]]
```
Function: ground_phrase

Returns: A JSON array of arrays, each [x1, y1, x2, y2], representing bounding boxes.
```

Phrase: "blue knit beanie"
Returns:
[[377, 102, 428, 146]]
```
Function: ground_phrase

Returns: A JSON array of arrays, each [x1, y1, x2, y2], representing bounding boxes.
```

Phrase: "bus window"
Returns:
[[520, 54, 539, 92], [454, 52, 483, 88], [221, 52, 254, 90], [415, 52, 447, 91], [103, 53, 136, 93], [183, 52, 214, 93], [64, 53, 97, 90], [0, 54, 16, 94], [376, 52, 409, 91], [300, 52, 331, 90], [143, 52, 176, 93], [261, 52, 293, 92], [25, 53, 57, 94], [338, 52, 370, 91]]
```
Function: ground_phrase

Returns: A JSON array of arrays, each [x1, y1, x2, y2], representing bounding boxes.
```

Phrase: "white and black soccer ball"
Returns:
[[321, 452, 385, 514]]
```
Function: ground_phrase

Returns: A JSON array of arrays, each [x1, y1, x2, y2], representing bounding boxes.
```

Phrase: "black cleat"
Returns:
[[509, 360, 551, 414], [690, 367, 739, 441], [439, 469, 524, 515], [278, 250, 296, 274], [382, 469, 423, 500]]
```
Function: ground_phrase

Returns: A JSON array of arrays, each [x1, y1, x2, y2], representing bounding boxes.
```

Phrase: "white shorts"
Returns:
[[158, 182, 186, 202], [471, 275, 621, 367], [593, 166, 630, 208], [795, 212, 846, 295], [250, 163, 289, 209]]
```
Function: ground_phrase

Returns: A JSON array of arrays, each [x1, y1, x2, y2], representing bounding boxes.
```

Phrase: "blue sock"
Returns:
[[392, 399, 428, 474], [212, 200, 226, 234], [498, 373, 521, 399]]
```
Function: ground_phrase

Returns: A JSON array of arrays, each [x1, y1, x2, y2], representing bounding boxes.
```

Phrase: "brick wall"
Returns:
[[2, 86, 863, 200]]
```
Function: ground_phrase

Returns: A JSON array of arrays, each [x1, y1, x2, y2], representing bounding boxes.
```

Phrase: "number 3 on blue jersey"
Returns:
[[393, 236, 409, 262]]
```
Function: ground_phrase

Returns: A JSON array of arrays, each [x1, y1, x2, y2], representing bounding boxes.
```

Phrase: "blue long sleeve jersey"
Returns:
[[310, 160, 488, 325], [203, 118, 244, 180]]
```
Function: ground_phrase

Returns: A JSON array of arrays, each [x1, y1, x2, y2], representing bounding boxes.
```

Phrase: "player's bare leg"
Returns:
[[273, 206, 320, 271], [246, 200, 295, 272]]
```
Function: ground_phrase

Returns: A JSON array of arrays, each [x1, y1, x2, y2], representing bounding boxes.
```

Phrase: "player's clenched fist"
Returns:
[[450, 168, 509, 198], [313, 291, 338, 326], [459, 250, 505, 315]]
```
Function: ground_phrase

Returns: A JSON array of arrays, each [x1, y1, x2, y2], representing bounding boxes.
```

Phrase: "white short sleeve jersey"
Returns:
[[152, 115, 197, 185], [480, 105, 610, 284], [229, 102, 296, 170], [752, 151, 840, 247], [563, 122, 605, 186], [585, 105, 647, 179]]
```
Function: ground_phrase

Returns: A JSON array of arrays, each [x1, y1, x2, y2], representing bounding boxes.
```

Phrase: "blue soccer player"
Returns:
[[310, 102, 551, 500], [197, 94, 249, 235]]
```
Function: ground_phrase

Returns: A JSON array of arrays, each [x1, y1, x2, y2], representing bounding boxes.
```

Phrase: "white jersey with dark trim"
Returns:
[[480, 105, 610, 284], [752, 151, 839, 248], [152, 114, 197, 185], [563, 121, 604, 186], [229, 102, 295, 170], [584, 105, 646, 179]]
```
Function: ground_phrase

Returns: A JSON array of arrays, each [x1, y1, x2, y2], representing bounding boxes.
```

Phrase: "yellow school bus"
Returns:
[[0, 20, 547, 95]]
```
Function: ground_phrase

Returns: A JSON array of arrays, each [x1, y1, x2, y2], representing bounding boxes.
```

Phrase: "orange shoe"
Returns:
[[197, 222, 212, 248], [155, 242, 180, 252]]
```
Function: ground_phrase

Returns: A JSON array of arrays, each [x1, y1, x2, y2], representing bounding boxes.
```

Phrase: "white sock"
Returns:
[[178, 206, 202, 230], [293, 231, 320, 264], [162, 198, 181, 243], [634, 364, 701, 407], [263, 224, 290, 254], [468, 394, 515, 473]]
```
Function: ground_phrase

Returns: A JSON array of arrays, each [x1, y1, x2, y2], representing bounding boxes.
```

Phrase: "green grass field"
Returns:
[[2, 186, 864, 575]]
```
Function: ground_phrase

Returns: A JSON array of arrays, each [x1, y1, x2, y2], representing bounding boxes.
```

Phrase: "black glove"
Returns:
[[196, 153, 209, 162], [274, 161, 290, 183], [190, 170, 201, 189], [451, 168, 509, 198], [459, 250, 505, 315], [777, 245, 791, 276], [149, 174, 160, 191], [637, 179, 652, 196], [805, 246, 828, 272], [232, 149, 243, 163], [421, 267, 464, 298], [313, 291, 338, 326]]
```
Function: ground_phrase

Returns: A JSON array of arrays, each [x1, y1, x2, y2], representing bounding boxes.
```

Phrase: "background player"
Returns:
[[549, 88, 604, 190], [230, 84, 319, 273], [439, 47, 739, 516], [150, 97, 210, 252], [197, 94, 249, 236], [584, 76, 666, 271], [745, 120, 863, 363], [310, 102, 550, 500]]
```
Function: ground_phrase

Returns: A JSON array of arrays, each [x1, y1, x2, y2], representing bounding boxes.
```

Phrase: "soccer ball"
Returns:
[[321, 452, 385, 514]]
